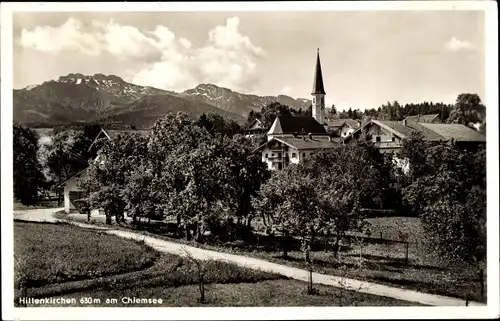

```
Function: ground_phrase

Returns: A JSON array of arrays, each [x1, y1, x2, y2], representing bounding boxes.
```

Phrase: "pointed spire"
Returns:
[[312, 48, 326, 95]]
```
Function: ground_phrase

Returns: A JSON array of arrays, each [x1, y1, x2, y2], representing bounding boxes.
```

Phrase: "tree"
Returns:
[[44, 130, 93, 186], [402, 142, 486, 297], [82, 124, 102, 143], [13, 124, 44, 205], [260, 102, 294, 130], [447, 93, 486, 127], [196, 113, 242, 137], [253, 166, 322, 258], [400, 131, 430, 182], [299, 145, 381, 257], [327, 104, 338, 119], [225, 135, 271, 226], [79, 133, 148, 224]]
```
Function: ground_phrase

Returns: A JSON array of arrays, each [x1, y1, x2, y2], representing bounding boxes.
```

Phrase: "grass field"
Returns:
[[41, 279, 416, 307], [14, 221, 415, 307], [14, 221, 158, 287]]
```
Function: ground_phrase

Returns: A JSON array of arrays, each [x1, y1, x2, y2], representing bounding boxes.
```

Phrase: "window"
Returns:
[[303, 153, 306, 158], [292, 153, 297, 158], [320, 97, 324, 105], [278, 163, 283, 170], [376, 136, 381, 143], [278, 152, 282, 158], [271, 153, 274, 157], [265, 153, 268, 158], [392, 137, 396, 142], [313, 97, 316, 104]]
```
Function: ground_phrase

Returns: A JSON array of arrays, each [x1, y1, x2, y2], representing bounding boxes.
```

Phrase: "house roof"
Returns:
[[325, 118, 361, 129], [277, 136, 341, 150], [419, 123, 486, 142], [405, 114, 440, 123], [247, 119, 263, 131], [255, 136, 340, 152], [56, 167, 88, 188], [344, 119, 485, 143], [312, 49, 326, 95], [268, 116, 327, 136]]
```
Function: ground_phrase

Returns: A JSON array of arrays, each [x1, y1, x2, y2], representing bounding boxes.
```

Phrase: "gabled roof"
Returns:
[[88, 128, 149, 151], [325, 118, 360, 128], [268, 116, 327, 136], [248, 119, 263, 130], [312, 49, 326, 95], [405, 114, 440, 123], [56, 167, 88, 188], [255, 136, 339, 152], [344, 119, 485, 143], [419, 123, 486, 142]]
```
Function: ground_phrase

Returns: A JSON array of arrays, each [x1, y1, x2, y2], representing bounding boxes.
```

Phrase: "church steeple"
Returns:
[[311, 48, 326, 125], [312, 48, 326, 95]]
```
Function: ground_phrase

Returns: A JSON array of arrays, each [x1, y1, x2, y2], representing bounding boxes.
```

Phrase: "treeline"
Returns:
[[330, 101, 454, 122], [329, 93, 487, 131]]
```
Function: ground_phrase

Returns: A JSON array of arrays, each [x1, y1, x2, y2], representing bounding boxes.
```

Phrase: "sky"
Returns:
[[13, 10, 485, 111]]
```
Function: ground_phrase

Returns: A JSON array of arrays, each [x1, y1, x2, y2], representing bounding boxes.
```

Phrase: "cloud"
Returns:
[[279, 86, 291, 95], [18, 17, 265, 93], [446, 37, 475, 52]]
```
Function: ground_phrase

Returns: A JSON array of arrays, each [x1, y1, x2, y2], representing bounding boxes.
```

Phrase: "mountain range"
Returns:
[[13, 73, 312, 129]]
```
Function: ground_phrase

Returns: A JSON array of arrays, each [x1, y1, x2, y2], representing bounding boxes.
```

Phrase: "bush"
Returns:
[[73, 199, 90, 214]]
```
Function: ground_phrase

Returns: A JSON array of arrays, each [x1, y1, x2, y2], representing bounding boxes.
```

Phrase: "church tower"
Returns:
[[311, 48, 326, 125]]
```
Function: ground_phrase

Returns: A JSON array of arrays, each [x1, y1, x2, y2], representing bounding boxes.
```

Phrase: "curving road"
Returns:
[[13, 208, 485, 307]]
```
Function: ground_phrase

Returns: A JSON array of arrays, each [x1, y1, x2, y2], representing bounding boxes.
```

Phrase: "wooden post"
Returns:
[[404, 242, 409, 267]]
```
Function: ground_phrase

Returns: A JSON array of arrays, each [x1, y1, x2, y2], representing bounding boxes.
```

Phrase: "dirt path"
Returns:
[[13, 208, 485, 307]]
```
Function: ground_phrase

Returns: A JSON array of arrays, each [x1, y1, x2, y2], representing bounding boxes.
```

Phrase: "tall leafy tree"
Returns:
[[79, 133, 149, 224], [196, 112, 242, 137], [44, 130, 93, 186], [253, 166, 321, 258], [447, 93, 486, 127], [13, 124, 44, 205], [402, 142, 486, 296]]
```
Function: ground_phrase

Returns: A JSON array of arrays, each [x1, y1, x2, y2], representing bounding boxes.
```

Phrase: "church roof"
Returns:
[[312, 49, 326, 95], [268, 116, 327, 136]]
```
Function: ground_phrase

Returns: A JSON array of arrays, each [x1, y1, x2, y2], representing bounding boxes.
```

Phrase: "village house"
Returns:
[[58, 128, 148, 213], [244, 119, 266, 137], [254, 49, 342, 170], [343, 115, 486, 154], [324, 118, 362, 138]]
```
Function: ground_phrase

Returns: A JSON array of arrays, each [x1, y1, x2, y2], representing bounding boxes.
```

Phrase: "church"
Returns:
[[256, 49, 341, 170]]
